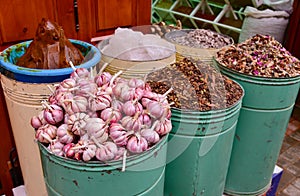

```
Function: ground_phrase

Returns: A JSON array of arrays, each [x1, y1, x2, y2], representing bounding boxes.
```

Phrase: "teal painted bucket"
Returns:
[[214, 60, 300, 195], [164, 96, 243, 196], [38, 136, 168, 196]]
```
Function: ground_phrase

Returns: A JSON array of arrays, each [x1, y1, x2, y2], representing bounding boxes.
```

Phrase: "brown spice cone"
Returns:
[[16, 18, 84, 69]]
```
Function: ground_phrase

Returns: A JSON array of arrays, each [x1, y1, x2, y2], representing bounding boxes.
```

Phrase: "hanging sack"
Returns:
[[239, 6, 290, 43]]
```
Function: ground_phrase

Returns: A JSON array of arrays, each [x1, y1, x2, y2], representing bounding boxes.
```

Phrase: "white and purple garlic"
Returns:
[[31, 66, 173, 165]]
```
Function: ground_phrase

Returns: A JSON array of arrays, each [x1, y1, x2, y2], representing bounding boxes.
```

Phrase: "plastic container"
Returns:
[[98, 38, 175, 79], [38, 136, 168, 196], [0, 40, 101, 196], [164, 29, 234, 64], [214, 59, 300, 195], [164, 93, 243, 195]]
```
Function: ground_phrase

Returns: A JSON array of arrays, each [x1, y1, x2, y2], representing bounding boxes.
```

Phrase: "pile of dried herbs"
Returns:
[[146, 58, 243, 111], [168, 29, 233, 49], [215, 34, 300, 78]]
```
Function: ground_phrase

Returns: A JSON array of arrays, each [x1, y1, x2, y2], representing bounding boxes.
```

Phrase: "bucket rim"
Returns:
[[164, 29, 234, 49], [170, 100, 242, 119], [0, 39, 101, 77], [213, 57, 300, 82]]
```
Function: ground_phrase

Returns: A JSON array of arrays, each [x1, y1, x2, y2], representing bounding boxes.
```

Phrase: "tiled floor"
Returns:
[[276, 114, 300, 195]]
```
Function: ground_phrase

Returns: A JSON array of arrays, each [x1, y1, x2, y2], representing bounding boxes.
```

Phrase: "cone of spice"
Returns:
[[16, 18, 84, 69]]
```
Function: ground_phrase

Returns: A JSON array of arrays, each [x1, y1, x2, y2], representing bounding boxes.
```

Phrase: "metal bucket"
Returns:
[[164, 29, 234, 65], [0, 40, 101, 196], [38, 136, 168, 196], [164, 97, 243, 195], [214, 60, 300, 195]]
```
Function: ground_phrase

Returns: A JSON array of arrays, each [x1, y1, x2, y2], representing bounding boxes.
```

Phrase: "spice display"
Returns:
[[146, 58, 243, 111], [168, 29, 233, 49], [216, 34, 300, 78], [31, 66, 172, 164], [16, 18, 84, 69]]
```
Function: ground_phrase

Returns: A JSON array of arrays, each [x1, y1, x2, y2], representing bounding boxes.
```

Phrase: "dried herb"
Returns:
[[216, 34, 300, 78], [146, 58, 243, 111], [169, 29, 233, 49]]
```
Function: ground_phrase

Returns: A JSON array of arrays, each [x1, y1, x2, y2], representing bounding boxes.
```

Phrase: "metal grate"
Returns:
[[152, 0, 245, 33]]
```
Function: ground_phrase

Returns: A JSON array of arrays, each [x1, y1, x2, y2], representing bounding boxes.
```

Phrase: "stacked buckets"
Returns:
[[0, 40, 101, 196], [1, 27, 299, 196], [214, 61, 300, 195], [0, 37, 169, 196]]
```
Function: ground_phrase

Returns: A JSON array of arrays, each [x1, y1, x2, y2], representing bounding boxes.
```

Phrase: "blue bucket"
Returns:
[[0, 39, 101, 83]]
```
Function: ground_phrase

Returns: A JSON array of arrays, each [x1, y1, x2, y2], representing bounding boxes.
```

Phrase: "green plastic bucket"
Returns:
[[214, 60, 300, 195], [164, 96, 243, 196], [38, 135, 168, 196]]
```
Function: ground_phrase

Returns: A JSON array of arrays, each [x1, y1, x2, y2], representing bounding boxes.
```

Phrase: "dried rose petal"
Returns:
[[216, 34, 300, 78]]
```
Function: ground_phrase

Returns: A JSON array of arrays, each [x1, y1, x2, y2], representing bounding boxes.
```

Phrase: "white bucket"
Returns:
[[1, 75, 53, 196]]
